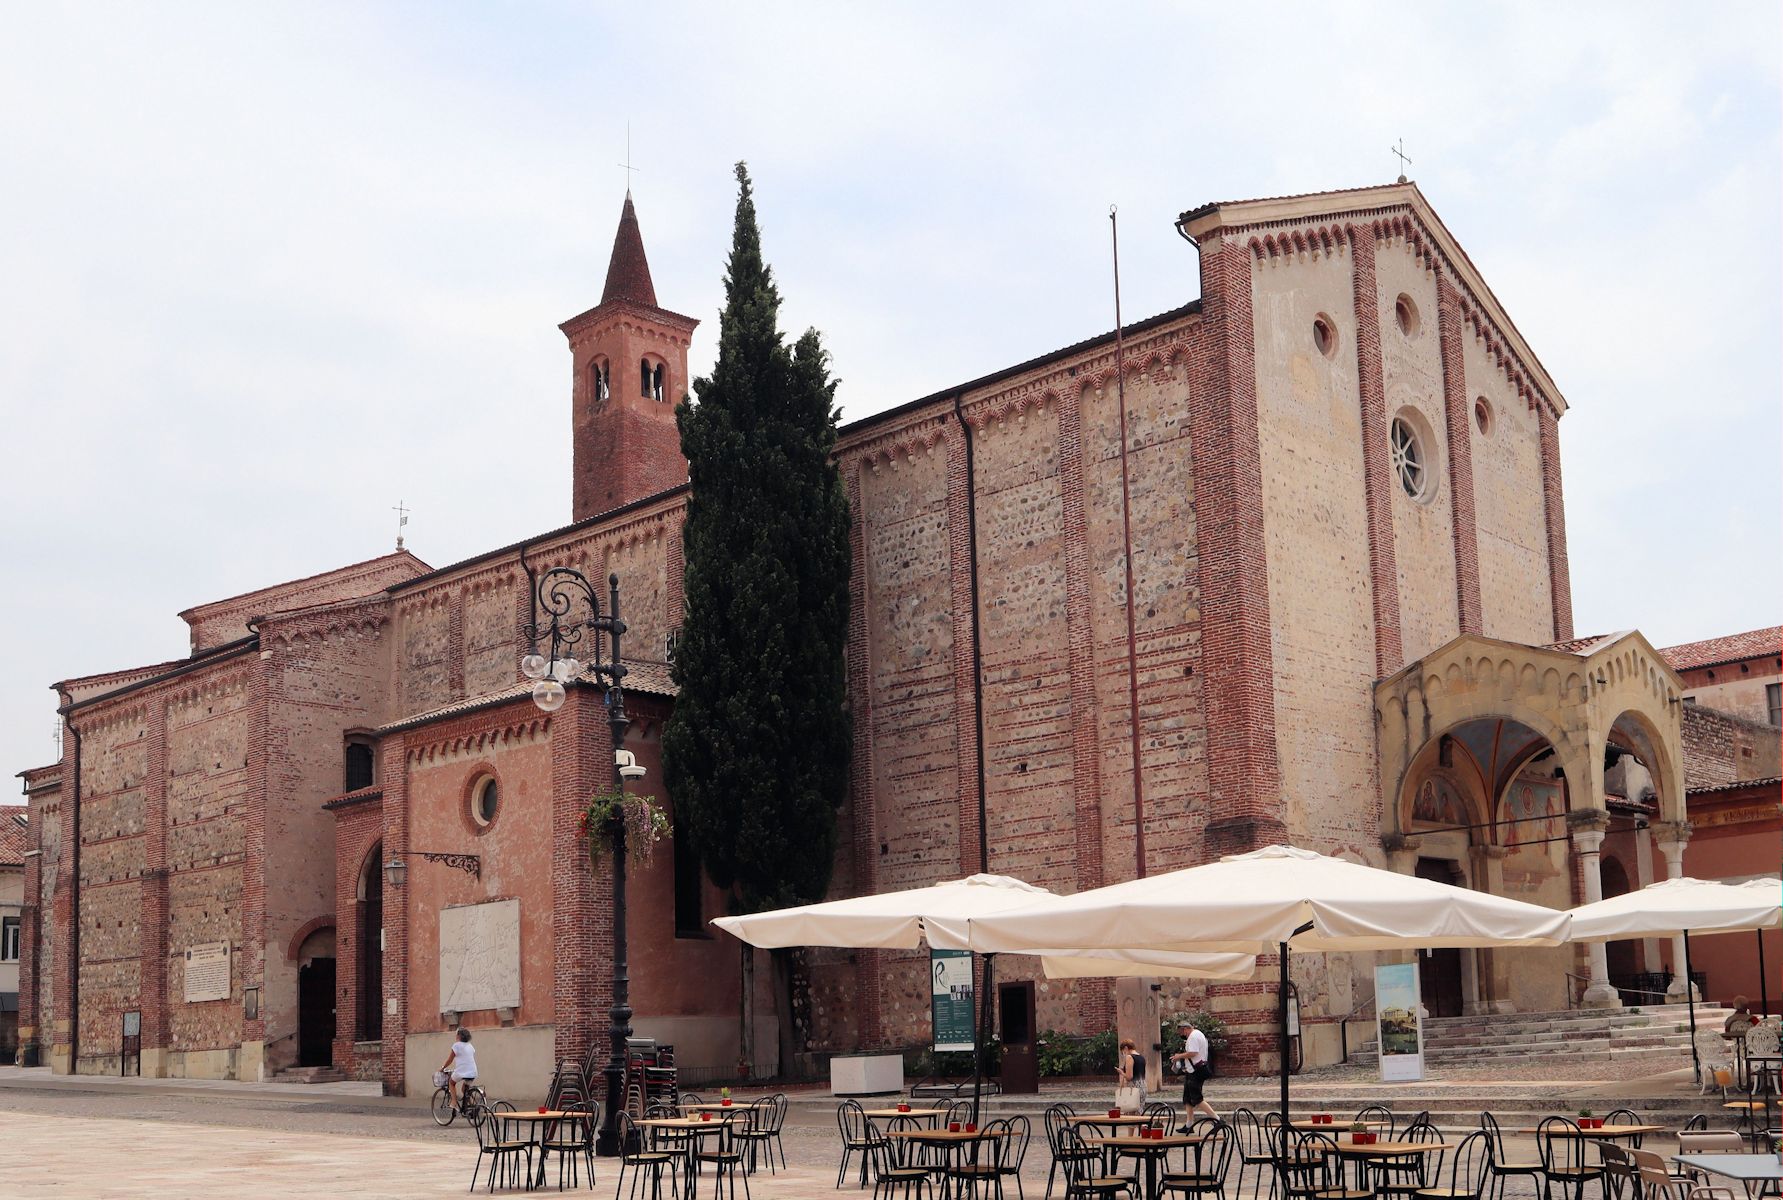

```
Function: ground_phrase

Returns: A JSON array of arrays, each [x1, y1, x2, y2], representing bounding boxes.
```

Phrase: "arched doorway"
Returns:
[[294, 927, 336, 1067], [1415, 858, 1467, 1017], [357, 842, 383, 1042], [1600, 855, 1638, 991]]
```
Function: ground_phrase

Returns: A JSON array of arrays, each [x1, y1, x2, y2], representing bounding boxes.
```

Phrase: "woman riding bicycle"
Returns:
[[441, 1028, 478, 1109]]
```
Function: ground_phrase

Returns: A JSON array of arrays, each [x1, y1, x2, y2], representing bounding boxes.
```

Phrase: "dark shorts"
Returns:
[[1181, 1061, 1211, 1105]]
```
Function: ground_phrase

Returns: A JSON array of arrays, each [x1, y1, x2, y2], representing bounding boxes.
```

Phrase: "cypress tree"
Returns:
[[663, 162, 851, 933]]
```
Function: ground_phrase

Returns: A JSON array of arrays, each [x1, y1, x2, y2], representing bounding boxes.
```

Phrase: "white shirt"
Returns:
[[450, 1040, 478, 1079], [1182, 1028, 1209, 1066]]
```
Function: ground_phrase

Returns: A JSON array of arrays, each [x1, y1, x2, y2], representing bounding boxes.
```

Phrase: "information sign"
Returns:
[[930, 949, 976, 1052], [1374, 962, 1425, 1082]]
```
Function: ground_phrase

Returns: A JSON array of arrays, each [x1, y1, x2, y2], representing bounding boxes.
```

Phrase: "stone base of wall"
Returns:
[[352, 1041, 383, 1083]]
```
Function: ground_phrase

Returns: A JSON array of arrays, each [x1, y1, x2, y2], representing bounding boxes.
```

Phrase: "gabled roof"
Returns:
[[1177, 180, 1566, 414], [178, 551, 431, 627], [1660, 627, 1781, 672]]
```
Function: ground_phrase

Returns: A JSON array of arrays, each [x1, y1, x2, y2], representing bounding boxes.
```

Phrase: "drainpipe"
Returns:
[[951, 393, 990, 876], [519, 541, 539, 656], [64, 710, 81, 1072]]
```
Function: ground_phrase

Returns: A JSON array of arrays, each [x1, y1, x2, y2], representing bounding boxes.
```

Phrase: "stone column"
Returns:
[[1467, 844, 1515, 1014], [1569, 811, 1622, 1008], [1652, 820, 1697, 1000]]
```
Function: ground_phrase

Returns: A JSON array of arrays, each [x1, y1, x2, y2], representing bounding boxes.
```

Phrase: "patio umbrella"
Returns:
[[1566, 875, 1782, 1080], [953, 845, 1573, 1118], [711, 874, 1255, 1118]]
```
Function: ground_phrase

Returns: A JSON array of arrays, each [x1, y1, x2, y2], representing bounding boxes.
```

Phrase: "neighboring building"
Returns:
[[14, 180, 1776, 1093], [0, 805, 26, 1061], [1662, 627, 1782, 728]]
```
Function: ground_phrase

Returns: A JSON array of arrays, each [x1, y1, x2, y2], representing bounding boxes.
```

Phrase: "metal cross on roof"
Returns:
[[392, 500, 409, 551], [619, 123, 640, 191], [1391, 138, 1412, 183]]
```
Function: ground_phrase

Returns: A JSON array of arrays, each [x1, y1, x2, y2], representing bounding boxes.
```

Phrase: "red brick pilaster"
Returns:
[[241, 656, 271, 1061], [1055, 388, 1114, 1030], [379, 734, 410, 1095], [1436, 274, 1483, 636], [946, 428, 985, 877], [139, 702, 170, 1059], [329, 794, 383, 1074], [843, 460, 881, 1047], [666, 515, 686, 630], [447, 589, 466, 699], [1188, 239, 1284, 856], [1537, 406, 1574, 641], [54, 720, 78, 1069], [1348, 232, 1404, 675], [551, 689, 606, 1070]]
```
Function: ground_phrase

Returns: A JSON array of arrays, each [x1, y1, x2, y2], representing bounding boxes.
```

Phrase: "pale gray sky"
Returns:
[[3, 2, 1778, 783]]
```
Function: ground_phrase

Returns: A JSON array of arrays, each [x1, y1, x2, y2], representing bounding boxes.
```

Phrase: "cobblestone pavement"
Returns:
[[0, 1066, 1709, 1199]]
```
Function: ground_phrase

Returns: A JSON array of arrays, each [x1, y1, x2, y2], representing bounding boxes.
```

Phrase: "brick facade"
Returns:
[[32, 181, 1680, 1088]]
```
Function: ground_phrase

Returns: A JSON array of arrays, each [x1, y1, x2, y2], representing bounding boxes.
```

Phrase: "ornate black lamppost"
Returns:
[[523, 568, 634, 1157]]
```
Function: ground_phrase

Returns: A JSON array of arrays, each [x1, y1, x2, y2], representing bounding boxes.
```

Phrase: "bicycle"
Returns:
[[431, 1075, 488, 1127]]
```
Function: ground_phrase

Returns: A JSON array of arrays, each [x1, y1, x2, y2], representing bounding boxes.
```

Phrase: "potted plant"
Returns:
[[1577, 1108, 1598, 1129]]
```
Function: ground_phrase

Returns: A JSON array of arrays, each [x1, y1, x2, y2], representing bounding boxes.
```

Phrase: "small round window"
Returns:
[[1474, 397, 1493, 436], [1390, 416, 1433, 502], [1312, 314, 1337, 359], [1395, 294, 1421, 337], [471, 777, 499, 827]]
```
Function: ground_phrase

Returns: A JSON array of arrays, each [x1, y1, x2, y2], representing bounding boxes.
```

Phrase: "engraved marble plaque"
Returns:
[[184, 941, 231, 1003], [439, 899, 520, 1013]]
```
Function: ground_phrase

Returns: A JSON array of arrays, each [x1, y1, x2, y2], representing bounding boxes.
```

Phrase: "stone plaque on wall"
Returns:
[[439, 899, 521, 1014], [184, 942, 231, 1003]]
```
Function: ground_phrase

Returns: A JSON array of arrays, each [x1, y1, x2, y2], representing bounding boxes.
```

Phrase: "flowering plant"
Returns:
[[580, 788, 672, 863]]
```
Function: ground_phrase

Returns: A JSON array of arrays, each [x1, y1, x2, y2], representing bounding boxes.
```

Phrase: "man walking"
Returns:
[[1168, 1017, 1217, 1124]]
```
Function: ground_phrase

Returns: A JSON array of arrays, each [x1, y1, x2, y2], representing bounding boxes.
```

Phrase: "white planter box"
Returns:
[[830, 1053, 904, 1096]]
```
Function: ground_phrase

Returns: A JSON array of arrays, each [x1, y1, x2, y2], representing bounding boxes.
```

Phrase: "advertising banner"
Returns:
[[1374, 962, 1425, 1082], [930, 949, 976, 1052]]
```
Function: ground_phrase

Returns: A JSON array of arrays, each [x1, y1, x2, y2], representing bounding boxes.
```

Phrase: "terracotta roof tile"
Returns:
[[376, 661, 676, 735], [0, 807, 28, 865], [1660, 627, 1782, 672], [601, 192, 657, 308]]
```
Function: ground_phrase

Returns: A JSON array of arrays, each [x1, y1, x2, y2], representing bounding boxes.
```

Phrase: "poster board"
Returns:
[[183, 942, 231, 1003], [930, 949, 976, 1052], [1374, 962, 1425, 1082]]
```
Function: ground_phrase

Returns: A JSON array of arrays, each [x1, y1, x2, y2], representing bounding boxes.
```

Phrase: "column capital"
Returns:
[[1567, 808, 1609, 850], [1381, 832, 1423, 855], [1651, 819, 1693, 849]]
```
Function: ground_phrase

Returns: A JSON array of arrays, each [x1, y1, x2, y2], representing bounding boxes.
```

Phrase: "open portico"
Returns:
[[1376, 631, 1687, 1013]]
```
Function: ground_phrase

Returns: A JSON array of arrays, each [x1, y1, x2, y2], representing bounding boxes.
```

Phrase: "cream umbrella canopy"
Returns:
[[1567, 875, 1782, 1078], [710, 874, 1255, 1115], [955, 846, 1573, 1116]]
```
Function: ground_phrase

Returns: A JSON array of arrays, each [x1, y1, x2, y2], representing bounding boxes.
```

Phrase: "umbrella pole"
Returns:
[[1758, 929, 1770, 1018], [972, 953, 995, 1124], [1684, 929, 1700, 1084], [1279, 941, 1290, 1120]]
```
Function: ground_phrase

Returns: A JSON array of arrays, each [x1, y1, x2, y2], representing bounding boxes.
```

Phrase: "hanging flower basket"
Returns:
[[579, 788, 672, 864]]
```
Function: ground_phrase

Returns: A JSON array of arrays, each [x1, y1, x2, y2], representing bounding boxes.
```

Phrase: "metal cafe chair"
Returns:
[[1412, 1130, 1491, 1200], [1535, 1117, 1602, 1200], [1478, 1112, 1542, 1200], [614, 1110, 682, 1200]]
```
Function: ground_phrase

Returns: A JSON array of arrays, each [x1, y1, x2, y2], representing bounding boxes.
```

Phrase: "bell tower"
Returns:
[[561, 192, 698, 520]]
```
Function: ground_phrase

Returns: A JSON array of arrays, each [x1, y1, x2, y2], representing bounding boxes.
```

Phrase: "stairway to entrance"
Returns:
[[266, 1064, 351, 1085], [1349, 1002, 1733, 1071]]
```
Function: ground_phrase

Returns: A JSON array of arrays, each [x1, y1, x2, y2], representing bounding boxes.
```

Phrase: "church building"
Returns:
[[14, 182, 1778, 1096]]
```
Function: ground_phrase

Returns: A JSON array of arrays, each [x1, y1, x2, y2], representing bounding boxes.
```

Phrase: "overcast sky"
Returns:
[[2, 2, 1778, 786]]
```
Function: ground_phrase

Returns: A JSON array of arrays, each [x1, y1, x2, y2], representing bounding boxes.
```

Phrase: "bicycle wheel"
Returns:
[[431, 1087, 456, 1126], [465, 1085, 487, 1111]]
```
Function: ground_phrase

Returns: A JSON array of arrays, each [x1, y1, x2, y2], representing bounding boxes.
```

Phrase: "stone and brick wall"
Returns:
[[1682, 703, 1783, 788]]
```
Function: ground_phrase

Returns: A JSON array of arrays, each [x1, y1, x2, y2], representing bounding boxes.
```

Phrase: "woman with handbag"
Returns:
[[1115, 1038, 1147, 1111]]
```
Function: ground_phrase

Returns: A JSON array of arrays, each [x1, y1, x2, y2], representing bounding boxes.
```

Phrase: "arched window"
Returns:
[[590, 359, 609, 405], [640, 359, 653, 398], [651, 363, 665, 402]]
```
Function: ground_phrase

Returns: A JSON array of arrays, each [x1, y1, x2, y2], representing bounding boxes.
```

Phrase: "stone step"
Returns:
[[268, 1066, 350, 1084]]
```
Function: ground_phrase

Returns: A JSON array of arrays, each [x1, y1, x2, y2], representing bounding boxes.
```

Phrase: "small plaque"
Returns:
[[184, 942, 231, 1003]]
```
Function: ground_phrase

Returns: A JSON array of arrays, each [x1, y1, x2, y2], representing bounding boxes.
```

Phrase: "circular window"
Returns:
[[1395, 294, 1421, 337], [1389, 415, 1434, 502], [1474, 397, 1493, 436], [1312, 314, 1337, 359], [470, 776, 499, 828]]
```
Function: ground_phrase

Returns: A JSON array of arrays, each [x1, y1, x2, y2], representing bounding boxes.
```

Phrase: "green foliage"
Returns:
[[1083, 1029, 1119, 1075], [579, 788, 672, 863], [908, 1040, 1002, 1079], [1036, 1031, 1085, 1077], [1161, 1011, 1231, 1058], [661, 162, 852, 915]]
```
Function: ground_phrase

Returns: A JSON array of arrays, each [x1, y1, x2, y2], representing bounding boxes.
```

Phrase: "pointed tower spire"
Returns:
[[601, 191, 658, 307]]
